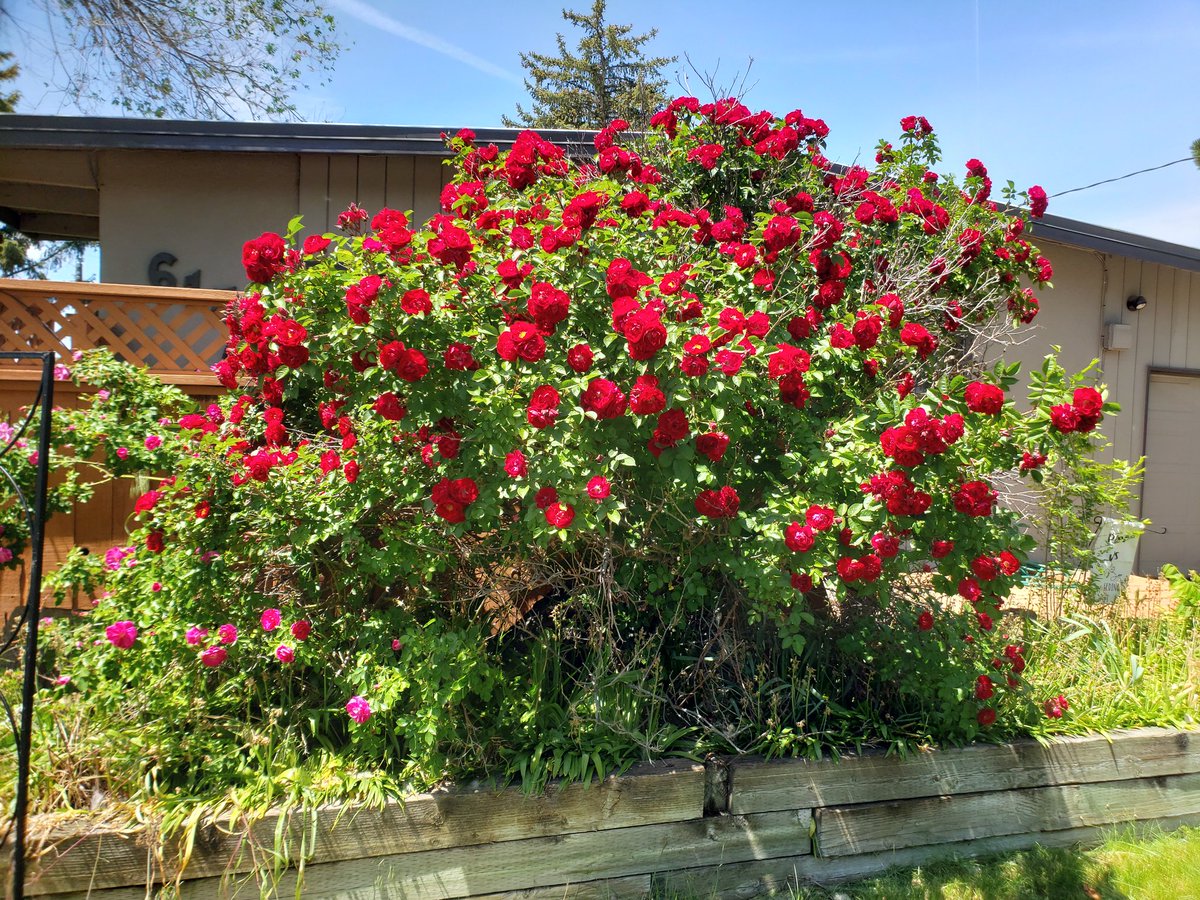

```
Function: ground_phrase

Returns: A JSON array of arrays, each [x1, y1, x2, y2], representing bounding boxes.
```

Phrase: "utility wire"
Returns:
[[1051, 157, 1193, 199]]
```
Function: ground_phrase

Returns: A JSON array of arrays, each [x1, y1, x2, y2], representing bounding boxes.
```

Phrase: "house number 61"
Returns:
[[148, 252, 202, 288]]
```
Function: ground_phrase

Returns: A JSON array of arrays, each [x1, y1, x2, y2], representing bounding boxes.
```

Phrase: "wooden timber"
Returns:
[[814, 771, 1200, 858], [728, 726, 1200, 814], [7, 727, 1200, 899]]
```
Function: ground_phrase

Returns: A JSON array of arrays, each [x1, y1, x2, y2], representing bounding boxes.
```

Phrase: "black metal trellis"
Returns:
[[0, 352, 55, 900]]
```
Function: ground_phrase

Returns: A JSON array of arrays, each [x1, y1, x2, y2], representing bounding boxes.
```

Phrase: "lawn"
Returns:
[[787, 824, 1200, 899]]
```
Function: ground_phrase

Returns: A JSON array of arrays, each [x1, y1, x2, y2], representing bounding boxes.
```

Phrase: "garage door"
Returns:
[[1140, 373, 1200, 574]]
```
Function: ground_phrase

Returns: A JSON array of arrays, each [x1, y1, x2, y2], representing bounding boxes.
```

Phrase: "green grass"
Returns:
[[1015, 610, 1199, 738], [788, 824, 1200, 900]]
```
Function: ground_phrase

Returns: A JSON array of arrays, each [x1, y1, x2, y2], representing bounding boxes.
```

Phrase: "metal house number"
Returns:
[[148, 252, 202, 288]]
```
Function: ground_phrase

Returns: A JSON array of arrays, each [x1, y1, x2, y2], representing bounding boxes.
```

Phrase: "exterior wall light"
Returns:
[[1126, 295, 1148, 312]]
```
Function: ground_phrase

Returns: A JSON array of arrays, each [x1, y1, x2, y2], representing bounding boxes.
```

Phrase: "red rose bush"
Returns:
[[55, 99, 1114, 791]]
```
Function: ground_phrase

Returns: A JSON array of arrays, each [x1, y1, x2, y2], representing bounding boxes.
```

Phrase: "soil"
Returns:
[[1006, 573, 1179, 618]]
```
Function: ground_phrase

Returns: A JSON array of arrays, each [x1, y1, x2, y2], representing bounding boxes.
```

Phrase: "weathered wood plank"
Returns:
[[17, 760, 704, 895], [729, 727, 1200, 814], [0, 278, 234, 303], [655, 811, 1200, 897], [41, 810, 809, 899], [45, 812, 1200, 900], [469, 874, 652, 899], [815, 771, 1200, 858], [49, 878, 659, 900]]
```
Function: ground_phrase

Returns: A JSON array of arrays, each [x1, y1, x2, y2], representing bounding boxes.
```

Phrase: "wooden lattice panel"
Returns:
[[0, 279, 233, 382]]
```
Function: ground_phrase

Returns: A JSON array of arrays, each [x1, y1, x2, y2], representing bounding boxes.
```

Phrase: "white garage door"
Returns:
[[1140, 373, 1200, 574]]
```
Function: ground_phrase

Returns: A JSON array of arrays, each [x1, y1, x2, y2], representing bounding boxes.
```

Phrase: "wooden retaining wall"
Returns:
[[7, 727, 1200, 899]]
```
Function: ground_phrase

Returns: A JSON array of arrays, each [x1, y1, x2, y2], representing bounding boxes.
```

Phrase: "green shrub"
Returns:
[[9, 98, 1123, 806]]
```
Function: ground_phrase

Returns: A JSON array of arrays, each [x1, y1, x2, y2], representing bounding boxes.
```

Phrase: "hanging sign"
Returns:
[[1090, 518, 1146, 604]]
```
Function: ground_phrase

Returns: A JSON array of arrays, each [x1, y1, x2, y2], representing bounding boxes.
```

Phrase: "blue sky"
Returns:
[[8, 0, 1200, 246]]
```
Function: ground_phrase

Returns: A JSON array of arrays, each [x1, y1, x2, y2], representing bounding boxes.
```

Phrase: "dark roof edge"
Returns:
[[2, 115, 1198, 271], [1029, 214, 1200, 274], [0, 114, 595, 155]]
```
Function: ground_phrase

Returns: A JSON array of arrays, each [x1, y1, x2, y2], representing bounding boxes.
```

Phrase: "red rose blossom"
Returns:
[[444, 342, 479, 371], [242, 232, 288, 284], [784, 522, 815, 552], [526, 386, 561, 429], [528, 282, 571, 332], [806, 505, 835, 531], [975, 675, 995, 700], [1027, 185, 1048, 218], [1050, 403, 1080, 433], [567, 344, 594, 373], [545, 502, 575, 528], [401, 289, 432, 316], [695, 431, 730, 462], [629, 375, 666, 415], [964, 381, 1005, 415], [622, 307, 668, 361], [587, 476, 611, 500], [581, 378, 627, 420], [953, 481, 996, 517], [497, 321, 547, 363], [694, 486, 739, 519], [505, 450, 528, 478], [372, 392, 406, 421], [931, 539, 955, 558], [899, 322, 938, 359]]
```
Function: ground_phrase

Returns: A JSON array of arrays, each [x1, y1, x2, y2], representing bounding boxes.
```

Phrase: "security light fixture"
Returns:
[[1127, 295, 1148, 312]]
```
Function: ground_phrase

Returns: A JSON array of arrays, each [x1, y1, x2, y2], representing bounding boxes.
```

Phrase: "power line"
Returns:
[[1051, 157, 1194, 199]]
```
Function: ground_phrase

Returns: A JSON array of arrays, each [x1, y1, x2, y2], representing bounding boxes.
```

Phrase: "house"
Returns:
[[1, 115, 1198, 574]]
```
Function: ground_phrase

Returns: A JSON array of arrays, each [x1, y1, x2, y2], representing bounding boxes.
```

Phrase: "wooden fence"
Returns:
[[6, 726, 1199, 898], [0, 279, 231, 622]]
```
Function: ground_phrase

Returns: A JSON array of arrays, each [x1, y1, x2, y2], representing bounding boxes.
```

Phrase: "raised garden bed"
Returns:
[[5, 726, 1199, 898]]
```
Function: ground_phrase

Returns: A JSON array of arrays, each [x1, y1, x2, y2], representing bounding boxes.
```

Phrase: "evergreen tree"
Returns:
[[0, 51, 20, 113], [504, 1, 674, 130]]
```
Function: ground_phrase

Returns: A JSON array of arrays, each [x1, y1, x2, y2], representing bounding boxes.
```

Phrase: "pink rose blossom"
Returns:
[[116, 447, 129, 460], [186, 626, 209, 646], [105, 621, 138, 649], [290, 620, 311, 641], [200, 645, 227, 667], [261, 608, 282, 631], [144, 435, 163, 451], [217, 623, 238, 644], [346, 695, 372, 724], [275, 644, 295, 663]]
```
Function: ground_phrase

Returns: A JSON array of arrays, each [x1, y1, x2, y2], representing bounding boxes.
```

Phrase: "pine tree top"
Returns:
[[504, 0, 675, 130]]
